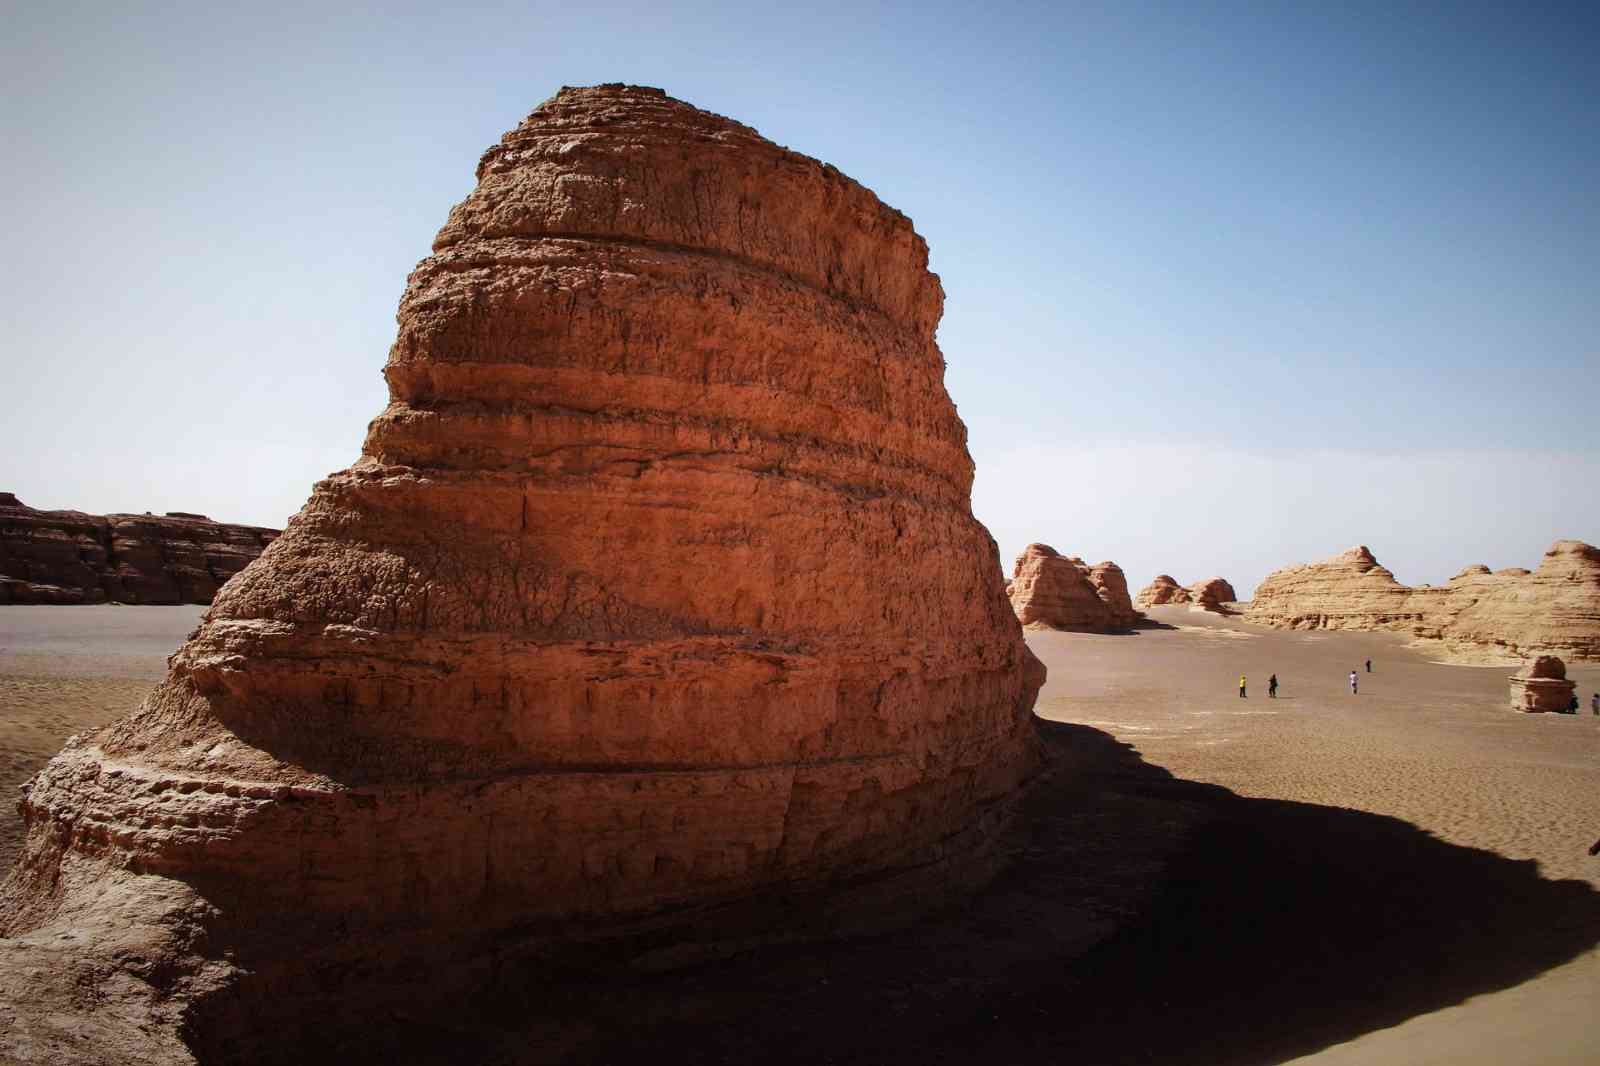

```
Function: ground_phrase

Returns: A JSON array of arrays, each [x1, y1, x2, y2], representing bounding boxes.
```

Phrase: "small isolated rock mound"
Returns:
[[0, 494, 278, 604], [0, 85, 1043, 1064], [1135, 574, 1192, 608], [1509, 655, 1575, 712], [1009, 544, 1140, 631], [1248, 541, 1600, 662], [1189, 577, 1238, 612]]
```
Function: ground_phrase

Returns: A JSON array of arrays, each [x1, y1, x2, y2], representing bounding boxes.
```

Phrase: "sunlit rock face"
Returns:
[[1247, 541, 1600, 663], [1007, 544, 1139, 631], [0, 84, 1043, 1063]]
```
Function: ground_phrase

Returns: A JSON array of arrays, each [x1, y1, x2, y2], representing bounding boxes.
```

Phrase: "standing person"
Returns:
[[1591, 692, 1598, 716], [1365, 658, 1372, 673], [1350, 670, 1358, 695], [1268, 674, 1278, 698], [1239, 674, 1247, 698]]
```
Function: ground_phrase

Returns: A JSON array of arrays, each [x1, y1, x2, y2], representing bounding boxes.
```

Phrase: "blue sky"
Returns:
[[5, 2, 1596, 594]]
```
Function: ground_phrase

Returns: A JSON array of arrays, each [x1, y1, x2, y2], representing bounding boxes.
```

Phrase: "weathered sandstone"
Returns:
[[0, 85, 1043, 1064], [1248, 541, 1600, 663], [1189, 577, 1238, 612], [1508, 655, 1576, 713], [1134, 575, 1192, 608], [1008, 544, 1139, 631], [0, 494, 277, 605]]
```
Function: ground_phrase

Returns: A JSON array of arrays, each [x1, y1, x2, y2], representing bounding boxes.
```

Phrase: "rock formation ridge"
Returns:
[[1007, 544, 1140, 631], [0, 84, 1044, 1064], [1247, 541, 1600, 663], [0, 494, 278, 605]]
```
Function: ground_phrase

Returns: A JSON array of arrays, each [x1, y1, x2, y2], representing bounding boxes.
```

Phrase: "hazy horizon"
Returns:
[[6, 3, 1596, 599]]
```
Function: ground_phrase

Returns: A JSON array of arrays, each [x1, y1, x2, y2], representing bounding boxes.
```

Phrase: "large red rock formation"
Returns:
[[1007, 544, 1139, 631], [0, 494, 278, 605], [1134, 575, 1192, 608], [0, 85, 1043, 1063], [1247, 541, 1600, 663]]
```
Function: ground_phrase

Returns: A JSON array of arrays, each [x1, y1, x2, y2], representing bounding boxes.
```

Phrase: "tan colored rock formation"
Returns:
[[1189, 577, 1238, 612], [1247, 541, 1600, 663], [1509, 656, 1576, 712], [0, 494, 278, 605], [1134, 575, 1192, 608], [0, 84, 1043, 1063], [1009, 544, 1139, 631]]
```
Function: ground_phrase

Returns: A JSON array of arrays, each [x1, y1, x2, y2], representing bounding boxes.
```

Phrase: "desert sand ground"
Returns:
[[1, 604, 1596, 1065]]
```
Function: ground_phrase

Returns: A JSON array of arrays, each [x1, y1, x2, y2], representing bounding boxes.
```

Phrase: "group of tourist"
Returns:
[[1236, 658, 1373, 699]]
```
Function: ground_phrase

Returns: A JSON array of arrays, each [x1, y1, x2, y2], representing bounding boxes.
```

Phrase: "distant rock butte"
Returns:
[[0, 494, 278, 604], [1509, 655, 1575, 712], [1134, 575, 1192, 607], [0, 84, 1044, 1063], [1189, 577, 1238, 612], [1134, 574, 1238, 613], [1008, 544, 1140, 631], [1247, 541, 1600, 663]]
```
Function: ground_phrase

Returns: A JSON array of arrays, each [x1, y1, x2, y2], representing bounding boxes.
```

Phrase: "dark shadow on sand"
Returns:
[[318, 721, 1600, 1066]]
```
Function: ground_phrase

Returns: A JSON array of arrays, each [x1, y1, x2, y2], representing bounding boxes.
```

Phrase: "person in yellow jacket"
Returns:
[[1238, 674, 1247, 698]]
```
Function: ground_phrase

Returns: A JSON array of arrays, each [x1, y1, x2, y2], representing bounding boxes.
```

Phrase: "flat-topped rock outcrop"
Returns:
[[1008, 544, 1140, 631], [0, 84, 1044, 1064], [1248, 541, 1600, 663], [0, 494, 278, 604]]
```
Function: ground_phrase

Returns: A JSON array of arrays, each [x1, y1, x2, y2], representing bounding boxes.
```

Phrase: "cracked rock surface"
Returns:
[[0, 85, 1043, 1064]]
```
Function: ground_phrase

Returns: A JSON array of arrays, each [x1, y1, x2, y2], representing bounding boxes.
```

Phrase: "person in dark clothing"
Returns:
[[1268, 674, 1278, 698], [1365, 658, 1372, 673]]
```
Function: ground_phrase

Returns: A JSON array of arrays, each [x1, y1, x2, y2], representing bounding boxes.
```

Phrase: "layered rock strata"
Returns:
[[1508, 656, 1575, 713], [1247, 541, 1600, 663], [0, 85, 1044, 1063], [1007, 544, 1140, 631], [0, 494, 278, 604], [1134, 575, 1192, 608]]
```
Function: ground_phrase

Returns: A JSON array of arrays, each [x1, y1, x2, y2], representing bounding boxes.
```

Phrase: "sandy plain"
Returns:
[[0, 602, 1596, 1064]]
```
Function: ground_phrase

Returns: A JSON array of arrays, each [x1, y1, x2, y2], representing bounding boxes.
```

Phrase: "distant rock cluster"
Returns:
[[1134, 574, 1238, 613], [0, 493, 278, 605], [1007, 543, 1140, 631], [1247, 541, 1600, 662]]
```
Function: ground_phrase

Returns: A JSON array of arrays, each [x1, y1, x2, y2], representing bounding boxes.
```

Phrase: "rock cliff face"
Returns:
[[1008, 544, 1139, 631], [1248, 541, 1600, 663], [0, 85, 1043, 1063], [1134, 575, 1192, 608], [0, 495, 278, 605]]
